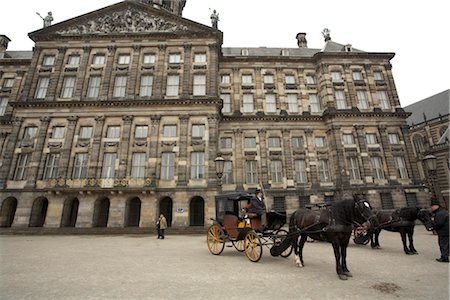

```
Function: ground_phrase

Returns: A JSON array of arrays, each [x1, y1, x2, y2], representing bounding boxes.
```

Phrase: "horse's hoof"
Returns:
[[343, 272, 353, 277], [372, 246, 381, 249], [405, 252, 414, 255], [295, 263, 304, 268], [413, 252, 418, 255], [338, 274, 348, 280]]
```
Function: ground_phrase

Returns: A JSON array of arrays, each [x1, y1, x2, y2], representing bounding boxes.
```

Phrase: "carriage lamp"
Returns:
[[423, 155, 437, 172], [214, 156, 225, 180], [423, 154, 440, 202]]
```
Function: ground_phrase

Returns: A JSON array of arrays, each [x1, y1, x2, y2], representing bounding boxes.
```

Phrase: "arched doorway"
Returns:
[[0, 197, 18, 227], [61, 198, 79, 227], [159, 197, 173, 227], [29, 197, 48, 227], [189, 196, 204, 226], [93, 198, 110, 227], [125, 197, 141, 227]]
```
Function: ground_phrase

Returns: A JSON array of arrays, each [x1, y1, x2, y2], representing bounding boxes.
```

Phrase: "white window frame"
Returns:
[[374, 71, 384, 81], [92, 54, 105, 65], [287, 94, 299, 113], [0, 98, 8, 116], [265, 94, 276, 113], [161, 152, 175, 180], [264, 74, 274, 84], [113, 76, 127, 98], [193, 75, 206, 96], [343, 134, 355, 145], [309, 94, 320, 113], [106, 126, 120, 139], [352, 71, 363, 81], [190, 152, 205, 179], [305, 75, 316, 85], [42, 55, 55, 66], [14, 153, 29, 180], [35, 77, 50, 99], [220, 94, 231, 113], [244, 137, 256, 149], [192, 125, 205, 138], [243, 94, 254, 113], [163, 125, 177, 137], [220, 137, 232, 149], [223, 161, 233, 184], [356, 91, 369, 109], [61, 76, 76, 98], [3, 78, 14, 88], [366, 134, 377, 145], [394, 156, 408, 179], [270, 160, 283, 183], [131, 152, 146, 179], [23, 127, 38, 139], [378, 91, 390, 109], [221, 75, 230, 84], [102, 153, 117, 179], [335, 90, 347, 109], [143, 54, 156, 64], [166, 75, 180, 96], [79, 126, 93, 139], [292, 137, 304, 149], [43, 153, 60, 179], [135, 126, 148, 139], [169, 54, 181, 64], [285, 75, 296, 85], [118, 54, 130, 65], [67, 55, 80, 65], [72, 153, 89, 179], [294, 159, 307, 183], [347, 157, 361, 180], [53, 127, 66, 139], [242, 75, 252, 85], [246, 160, 258, 184], [388, 133, 400, 144], [87, 76, 101, 99], [318, 159, 331, 181], [268, 137, 281, 148], [331, 71, 343, 83], [315, 137, 326, 148], [371, 157, 385, 179], [194, 53, 207, 63], [140, 75, 153, 97]]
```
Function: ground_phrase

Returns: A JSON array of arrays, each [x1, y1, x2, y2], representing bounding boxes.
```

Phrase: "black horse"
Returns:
[[369, 207, 434, 254], [289, 195, 379, 280]]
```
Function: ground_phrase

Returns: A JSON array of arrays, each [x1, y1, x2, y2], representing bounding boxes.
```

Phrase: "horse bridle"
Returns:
[[355, 199, 378, 226]]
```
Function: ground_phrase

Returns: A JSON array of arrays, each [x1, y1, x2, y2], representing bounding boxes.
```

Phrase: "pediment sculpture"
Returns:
[[56, 8, 189, 35]]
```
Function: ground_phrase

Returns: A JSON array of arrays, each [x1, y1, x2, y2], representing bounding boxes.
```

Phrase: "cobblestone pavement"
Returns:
[[0, 227, 448, 300]]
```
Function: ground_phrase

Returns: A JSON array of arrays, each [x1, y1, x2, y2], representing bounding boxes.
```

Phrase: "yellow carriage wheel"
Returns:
[[206, 224, 225, 255], [244, 230, 262, 262], [232, 240, 245, 252]]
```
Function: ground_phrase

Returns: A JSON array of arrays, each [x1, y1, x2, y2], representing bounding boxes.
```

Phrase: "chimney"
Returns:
[[0, 35, 11, 59], [296, 33, 307, 48]]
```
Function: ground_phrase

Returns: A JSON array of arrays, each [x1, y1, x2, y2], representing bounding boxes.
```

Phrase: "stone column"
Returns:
[[118, 115, 133, 178], [208, 43, 219, 97], [154, 44, 167, 99], [378, 124, 394, 181], [181, 43, 191, 98], [20, 47, 41, 102], [103, 45, 116, 100], [177, 115, 189, 186], [233, 129, 244, 190], [75, 194, 94, 228], [1, 117, 23, 187], [128, 44, 141, 100], [88, 115, 105, 178], [58, 116, 78, 178], [108, 195, 125, 228], [47, 47, 67, 101], [148, 115, 161, 185], [207, 115, 220, 187], [354, 124, 371, 179], [282, 129, 294, 186], [400, 124, 420, 182], [44, 193, 64, 228], [258, 128, 268, 187], [74, 46, 91, 100], [26, 116, 50, 186]]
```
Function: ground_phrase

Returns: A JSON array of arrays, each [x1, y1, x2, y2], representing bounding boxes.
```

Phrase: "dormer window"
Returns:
[[241, 49, 249, 56], [42, 55, 55, 66], [281, 49, 290, 56], [344, 44, 353, 52]]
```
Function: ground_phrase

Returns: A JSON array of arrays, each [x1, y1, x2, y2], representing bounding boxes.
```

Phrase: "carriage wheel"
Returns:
[[207, 224, 225, 255], [275, 229, 293, 258], [244, 231, 262, 262], [232, 240, 245, 252], [353, 228, 370, 245]]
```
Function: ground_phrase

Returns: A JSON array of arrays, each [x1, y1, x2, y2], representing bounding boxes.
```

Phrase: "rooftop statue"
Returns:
[[210, 9, 219, 29], [37, 11, 53, 28]]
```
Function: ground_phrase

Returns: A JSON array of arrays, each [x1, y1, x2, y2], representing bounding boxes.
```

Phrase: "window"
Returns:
[[285, 75, 296, 85], [412, 135, 425, 154], [113, 76, 127, 98], [244, 137, 256, 148], [118, 55, 130, 65], [23, 127, 38, 139], [292, 137, 304, 149], [143, 54, 156, 64], [43, 153, 60, 179], [35, 77, 50, 99], [14, 153, 29, 180], [87, 76, 101, 99], [243, 94, 254, 113], [371, 157, 384, 179], [335, 90, 347, 109], [331, 71, 343, 83], [242, 75, 252, 85], [271, 160, 283, 183], [265, 94, 276, 113], [42, 55, 55, 66], [166, 75, 179, 96], [102, 153, 116, 179], [131, 153, 146, 179], [192, 125, 205, 138], [287, 94, 299, 113], [347, 157, 361, 180], [220, 94, 231, 113], [161, 152, 175, 180], [305, 75, 316, 85], [135, 126, 148, 139], [241, 49, 249, 56], [374, 71, 384, 81], [352, 71, 363, 81], [315, 137, 326, 148], [72, 153, 89, 179], [221, 75, 230, 84], [2, 78, 14, 89], [194, 53, 206, 63], [223, 161, 233, 184], [163, 125, 177, 137], [92, 54, 105, 65], [169, 54, 181, 63], [356, 91, 369, 109], [318, 159, 330, 181], [61, 76, 76, 98], [388, 133, 400, 144], [193, 75, 206, 96], [246, 160, 258, 184], [140, 75, 153, 97], [106, 126, 120, 138], [79, 126, 93, 139], [281, 49, 290, 56], [394, 156, 408, 179], [342, 134, 355, 145], [220, 137, 232, 149], [0, 98, 8, 116], [264, 74, 274, 84], [378, 91, 390, 109], [309, 94, 320, 113], [366, 134, 377, 145], [268, 137, 281, 148], [294, 159, 307, 183], [106, 126, 120, 139], [191, 152, 205, 179], [52, 127, 65, 139], [67, 55, 80, 65]]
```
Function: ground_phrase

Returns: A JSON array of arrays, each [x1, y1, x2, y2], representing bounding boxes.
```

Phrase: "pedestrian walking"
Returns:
[[431, 197, 449, 262], [157, 214, 168, 239]]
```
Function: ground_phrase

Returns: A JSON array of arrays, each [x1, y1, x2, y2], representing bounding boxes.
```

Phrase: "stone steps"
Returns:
[[0, 226, 206, 235]]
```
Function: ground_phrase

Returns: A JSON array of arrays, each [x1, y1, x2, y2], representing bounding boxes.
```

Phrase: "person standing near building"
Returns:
[[431, 197, 449, 262], [157, 214, 168, 239]]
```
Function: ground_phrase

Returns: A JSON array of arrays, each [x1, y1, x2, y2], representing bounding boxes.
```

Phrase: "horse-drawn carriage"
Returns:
[[206, 193, 293, 262]]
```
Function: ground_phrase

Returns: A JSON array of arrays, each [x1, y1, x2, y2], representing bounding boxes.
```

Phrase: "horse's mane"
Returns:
[[331, 199, 355, 224], [398, 207, 419, 221]]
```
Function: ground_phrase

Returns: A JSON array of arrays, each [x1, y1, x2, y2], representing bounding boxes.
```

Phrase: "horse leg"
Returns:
[[294, 234, 308, 267], [372, 229, 381, 249], [400, 231, 412, 254], [292, 234, 300, 267], [341, 238, 352, 277], [332, 240, 347, 280], [408, 227, 418, 254]]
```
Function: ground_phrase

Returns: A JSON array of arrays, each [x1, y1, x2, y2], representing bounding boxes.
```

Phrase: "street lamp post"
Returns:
[[214, 155, 225, 191], [423, 154, 440, 202]]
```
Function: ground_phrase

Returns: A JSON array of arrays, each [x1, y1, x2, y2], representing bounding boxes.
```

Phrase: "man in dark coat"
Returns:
[[431, 197, 449, 262], [247, 188, 267, 228]]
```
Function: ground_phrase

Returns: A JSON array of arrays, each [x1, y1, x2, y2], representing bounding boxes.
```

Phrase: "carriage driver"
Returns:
[[245, 188, 267, 227]]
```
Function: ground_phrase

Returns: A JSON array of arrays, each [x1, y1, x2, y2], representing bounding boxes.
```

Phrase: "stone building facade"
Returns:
[[0, 0, 428, 230]]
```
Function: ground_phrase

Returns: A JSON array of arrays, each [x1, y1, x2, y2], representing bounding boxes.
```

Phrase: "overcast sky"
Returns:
[[1, 0, 448, 107]]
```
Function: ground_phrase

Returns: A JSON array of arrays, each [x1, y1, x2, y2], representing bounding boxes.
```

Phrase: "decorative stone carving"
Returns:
[[57, 9, 189, 35]]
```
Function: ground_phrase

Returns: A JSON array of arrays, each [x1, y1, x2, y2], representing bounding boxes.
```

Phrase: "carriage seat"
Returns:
[[224, 211, 240, 239]]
